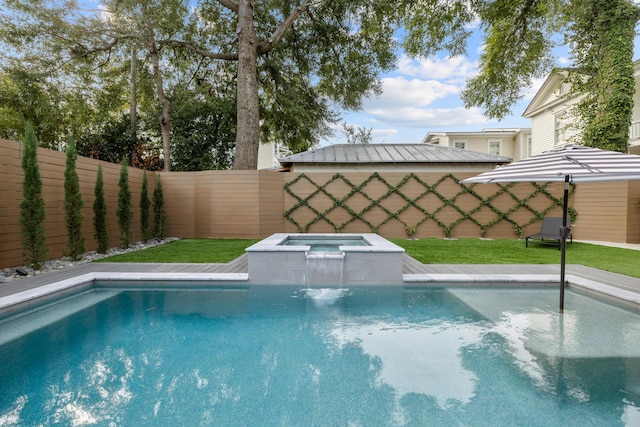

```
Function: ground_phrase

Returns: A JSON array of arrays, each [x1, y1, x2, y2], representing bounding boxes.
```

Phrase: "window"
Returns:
[[488, 141, 501, 156], [453, 140, 467, 150]]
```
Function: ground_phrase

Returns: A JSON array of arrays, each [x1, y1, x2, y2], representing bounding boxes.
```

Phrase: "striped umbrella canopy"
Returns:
[[462, 144, 640, 312], [463, 144, 640, 184]]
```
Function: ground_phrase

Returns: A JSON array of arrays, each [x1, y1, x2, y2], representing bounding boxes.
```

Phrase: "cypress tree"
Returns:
[[20, 122, 48, 269], [140, 170, 151, 242], [63, 137, 85, 260], [153, 175, 167, 240], [93, 165, 109, 254], [117, 158, 133, 248]]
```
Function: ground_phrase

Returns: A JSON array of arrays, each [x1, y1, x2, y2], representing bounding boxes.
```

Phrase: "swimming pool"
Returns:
[[1, 285, 639, 426]]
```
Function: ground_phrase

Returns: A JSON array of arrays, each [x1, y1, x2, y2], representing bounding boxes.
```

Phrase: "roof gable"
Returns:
[[522, 71, 570, 118]]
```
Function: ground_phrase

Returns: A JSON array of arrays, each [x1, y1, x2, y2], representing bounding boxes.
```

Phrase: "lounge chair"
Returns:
[[525, 216, 572, 250]]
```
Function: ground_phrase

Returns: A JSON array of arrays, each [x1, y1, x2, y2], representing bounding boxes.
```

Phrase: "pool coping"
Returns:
[[1, 270, 639, 319]]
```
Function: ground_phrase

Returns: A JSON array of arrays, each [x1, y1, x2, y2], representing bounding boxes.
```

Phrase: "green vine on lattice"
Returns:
[[283, 172, 577, 238]]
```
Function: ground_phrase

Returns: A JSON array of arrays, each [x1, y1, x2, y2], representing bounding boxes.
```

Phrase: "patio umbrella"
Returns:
[[462, 144, 640, 312]]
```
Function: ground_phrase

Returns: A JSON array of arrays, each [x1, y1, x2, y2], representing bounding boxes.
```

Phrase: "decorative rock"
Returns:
[[0, 238, 179, 283]]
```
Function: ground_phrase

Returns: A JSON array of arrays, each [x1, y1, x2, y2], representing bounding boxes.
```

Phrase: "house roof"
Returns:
[[522, 69, 571, 118], [522, 61, 640, 118], [422, 128, 530, 144], [278, 143, 512, 166]]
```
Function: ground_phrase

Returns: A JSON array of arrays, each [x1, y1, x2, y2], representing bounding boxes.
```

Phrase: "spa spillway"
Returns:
[[245, 233, 405, 286]]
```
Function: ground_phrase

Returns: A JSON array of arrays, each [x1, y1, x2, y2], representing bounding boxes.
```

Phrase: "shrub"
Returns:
[[20, 122, 48, 269], [93, 165, 109, 254], [117, 158, 133, 248], [63, 137, 85, 260], [153, 175, 167, 240], [140, 170, 152, 242]]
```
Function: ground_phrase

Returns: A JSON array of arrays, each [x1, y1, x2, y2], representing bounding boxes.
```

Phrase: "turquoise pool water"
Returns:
[[281, 236, 370, 253], [0, 286, 639, 426]]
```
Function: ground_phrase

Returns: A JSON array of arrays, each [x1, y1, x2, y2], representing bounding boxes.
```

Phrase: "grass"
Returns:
[[96, 238, 259, 263], [390, 238, 640, 278], [97, 237, 640, 279]]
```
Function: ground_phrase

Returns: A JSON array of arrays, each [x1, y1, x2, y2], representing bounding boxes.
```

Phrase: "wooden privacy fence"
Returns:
[[0, 139, 154, 268], [1, 138, 639, 269], [282, 172, 573, 239]]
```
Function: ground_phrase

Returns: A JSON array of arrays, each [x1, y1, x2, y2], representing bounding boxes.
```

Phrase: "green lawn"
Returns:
[[96, 239, 259, 263], [97, 237, 640, 279], [389, 238, 640, 278]]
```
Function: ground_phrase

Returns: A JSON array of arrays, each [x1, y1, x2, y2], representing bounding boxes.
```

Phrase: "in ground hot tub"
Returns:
[[280, 235, 371, 252], [245, 233, 405, 286]]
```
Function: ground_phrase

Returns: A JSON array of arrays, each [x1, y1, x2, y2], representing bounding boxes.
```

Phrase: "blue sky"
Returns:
[[321, 25, 640, 146]]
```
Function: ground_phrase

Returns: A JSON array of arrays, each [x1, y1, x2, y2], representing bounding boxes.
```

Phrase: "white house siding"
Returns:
[[531, 114, 555, 155], [631, 74, 640, 146], [465, 139, 488, 154], [527, 62, 640, 154], [257, 141, 276, 169]]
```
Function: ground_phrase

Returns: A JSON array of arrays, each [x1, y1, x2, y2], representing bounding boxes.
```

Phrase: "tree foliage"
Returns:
[[93, 165, 109, 254], [342, 124, 373, 144], [0, 65, 64, 148], [171, 91, 236, 171], [567, 0, 640, 152], [20, 122, 48, 269], [63, 137, 85, 260], [1, 0, 638, 158], [459, 0, 561, 119], [0, 0, 399, 169], [397, 0, 640, 152]]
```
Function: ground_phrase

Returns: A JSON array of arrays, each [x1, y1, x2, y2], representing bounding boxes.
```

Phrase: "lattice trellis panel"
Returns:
[[283, 173, 577, 238]]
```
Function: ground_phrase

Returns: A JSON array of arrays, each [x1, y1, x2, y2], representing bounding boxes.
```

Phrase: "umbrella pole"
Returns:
[[559, 175, 570, 313]]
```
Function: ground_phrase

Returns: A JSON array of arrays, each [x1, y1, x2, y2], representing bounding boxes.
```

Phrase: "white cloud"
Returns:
[[557, 56, 572, 66], [358, 74, 485, 129], [366, 106, 487, 128], [396, 55, 477, 81], [371, 128, 398, 138], [363, 76, 459, 111]]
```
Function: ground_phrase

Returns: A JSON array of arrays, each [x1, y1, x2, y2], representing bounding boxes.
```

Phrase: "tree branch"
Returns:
[[71, 35, 141, 59], [257, 2, 311, 54], [218, 0, 239, 14], [159, 39, 239, 60]]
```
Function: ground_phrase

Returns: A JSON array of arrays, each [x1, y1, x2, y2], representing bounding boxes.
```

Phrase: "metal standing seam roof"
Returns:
[[278, 144, 512, 164]]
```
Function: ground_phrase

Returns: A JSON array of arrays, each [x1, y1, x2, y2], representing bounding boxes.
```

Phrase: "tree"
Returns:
[[186, 0, 398, 169], [93, 165, 109, 254], [566, 0, 640, 152], [452, 0, 559, 120], [447, 0, 640, 152], [342, 123, 373, 144], [20, 122, 48, 269], [117, 158, 133, 248], [63, 137, 85, 260], [140, 170, 152, 242], [153, 176, 167, 240], [0, 65, 65, 148], [171, 94, 236, 171], [0, 1, 398, 169]]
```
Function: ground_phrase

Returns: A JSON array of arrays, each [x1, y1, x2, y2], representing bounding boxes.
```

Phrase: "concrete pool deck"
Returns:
[[1, 251, 640, 315]]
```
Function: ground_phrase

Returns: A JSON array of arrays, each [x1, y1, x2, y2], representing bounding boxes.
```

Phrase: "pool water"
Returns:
[[282, 238, 368, 253], [1, 286, 639, 426], [281, 237, 369, 253]]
